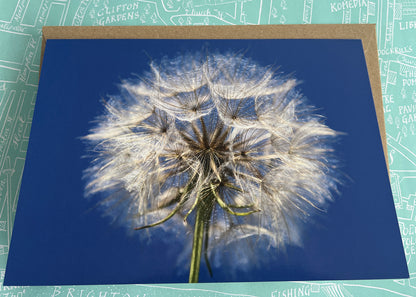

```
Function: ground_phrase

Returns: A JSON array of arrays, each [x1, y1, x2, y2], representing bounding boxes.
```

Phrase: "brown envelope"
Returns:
[[41, 24, 386, 165]]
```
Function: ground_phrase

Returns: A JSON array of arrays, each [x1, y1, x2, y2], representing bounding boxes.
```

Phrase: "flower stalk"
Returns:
[[189, 202, 208, 283]]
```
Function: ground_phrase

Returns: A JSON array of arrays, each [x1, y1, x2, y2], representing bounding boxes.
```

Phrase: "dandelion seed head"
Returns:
[[84, 52, 341, 272]]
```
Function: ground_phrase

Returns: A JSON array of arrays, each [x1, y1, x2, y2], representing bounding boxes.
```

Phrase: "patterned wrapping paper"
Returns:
[[0, 1, 415, 296]]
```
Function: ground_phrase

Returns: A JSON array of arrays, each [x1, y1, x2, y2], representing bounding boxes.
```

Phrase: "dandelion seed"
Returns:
[[83, 52, 341, 283]]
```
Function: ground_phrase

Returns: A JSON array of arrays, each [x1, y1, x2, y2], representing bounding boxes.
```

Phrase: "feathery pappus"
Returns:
[[83, 52, 341, 282]]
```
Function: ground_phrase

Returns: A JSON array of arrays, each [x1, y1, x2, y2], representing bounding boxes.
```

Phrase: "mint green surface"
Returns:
[[1, 0, 415, 296]]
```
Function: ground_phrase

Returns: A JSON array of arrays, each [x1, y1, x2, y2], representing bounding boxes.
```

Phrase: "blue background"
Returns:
[[4, 39, 409, 285]]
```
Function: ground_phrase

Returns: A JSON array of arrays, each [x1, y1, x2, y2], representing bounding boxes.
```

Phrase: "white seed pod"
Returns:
[[84, 52, 341, 273]]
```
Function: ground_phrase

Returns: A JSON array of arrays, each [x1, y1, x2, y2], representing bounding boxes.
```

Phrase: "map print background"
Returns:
[[0, 0, 415, 296]]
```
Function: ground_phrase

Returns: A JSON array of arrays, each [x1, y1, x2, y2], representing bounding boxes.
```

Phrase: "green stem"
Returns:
[[189, 204, 205, 283]]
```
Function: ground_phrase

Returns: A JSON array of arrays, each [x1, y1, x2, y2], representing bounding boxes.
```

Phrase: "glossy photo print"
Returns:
[[4, 39, 409, 285]]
